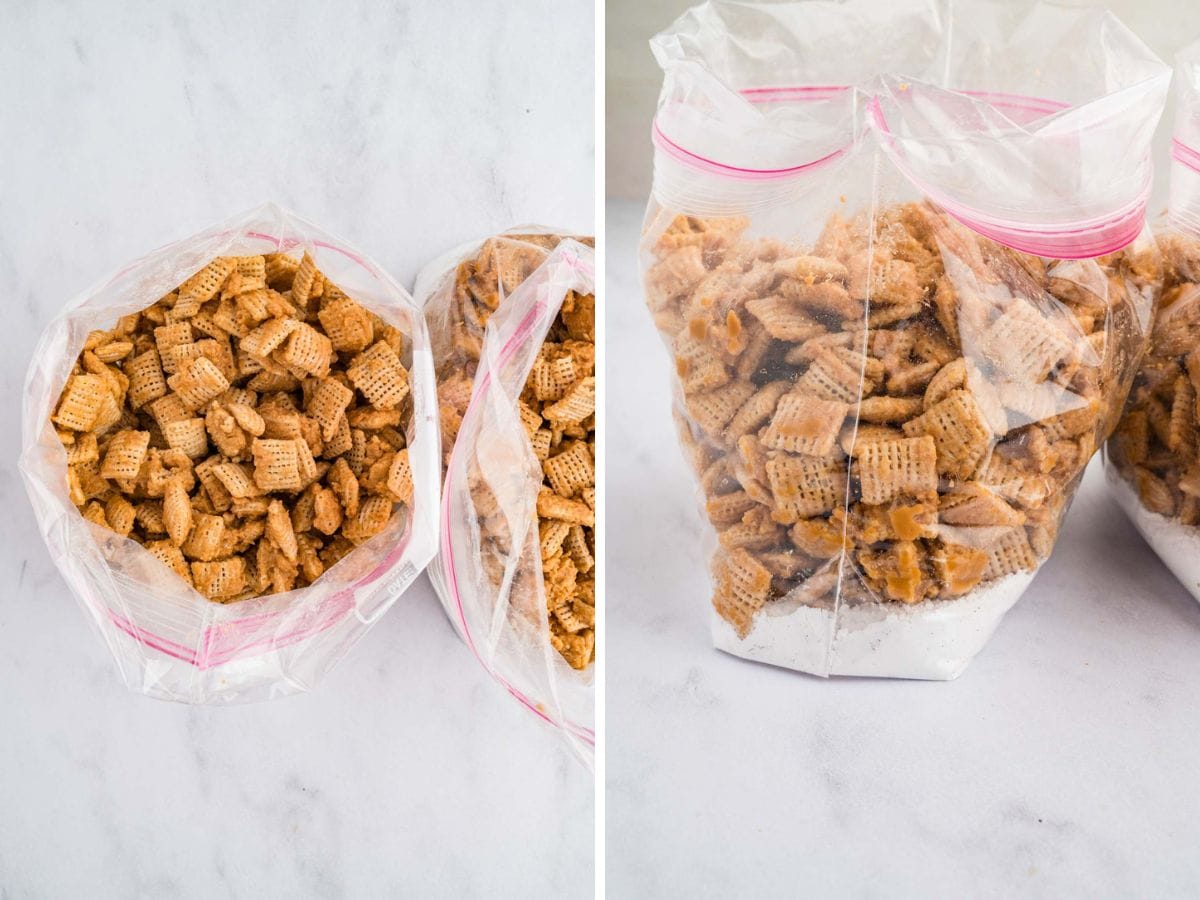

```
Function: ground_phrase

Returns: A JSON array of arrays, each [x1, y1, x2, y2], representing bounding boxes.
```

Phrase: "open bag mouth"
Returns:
[[649, 0, 1170, 258], [20, 204, 440, 699]]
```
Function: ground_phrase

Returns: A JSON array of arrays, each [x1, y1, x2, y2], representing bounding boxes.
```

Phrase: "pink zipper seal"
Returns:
[[1173, 137, 1200, 175], [867, 96, 1151, 259]]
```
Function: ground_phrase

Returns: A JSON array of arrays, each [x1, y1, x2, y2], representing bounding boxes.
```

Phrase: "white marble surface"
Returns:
[[606, 197, 1200, 898], [0, 3, 593, 897]]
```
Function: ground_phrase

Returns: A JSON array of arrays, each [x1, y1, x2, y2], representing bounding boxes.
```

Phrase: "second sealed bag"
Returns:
[[641, 0, 1168, 678], [418, 233, 596, 765]]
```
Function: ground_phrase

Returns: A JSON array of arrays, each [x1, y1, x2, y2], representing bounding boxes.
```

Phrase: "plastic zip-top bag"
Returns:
[[418, 234, 596, 766], [20, 204, 440, 702], [641, 0, 1168, 679], [1107, 39, 1200, 604]]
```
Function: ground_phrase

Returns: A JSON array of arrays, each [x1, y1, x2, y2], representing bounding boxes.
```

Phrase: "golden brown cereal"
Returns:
[[50, 251, 415, 603], [307, 378, 354, 441], [191, 556, 249, 601], [54, 374, 108, 432], [1112, 235, 1200, 527], [543, 442, 594, 498], [429, 233, 597, 670], [347, 341, 410, 410], [856, 435, 937, 505], [644, 202, 1154, 636], [99, 430, 151, 481], [760, 394, 847, 458], [162, 418, 208, 459], [251, 438, 303, 492]]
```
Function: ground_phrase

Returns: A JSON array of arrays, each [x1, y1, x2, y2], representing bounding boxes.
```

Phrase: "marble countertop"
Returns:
[[606, 197, 1200, 898], [0, 3, 593, 897]]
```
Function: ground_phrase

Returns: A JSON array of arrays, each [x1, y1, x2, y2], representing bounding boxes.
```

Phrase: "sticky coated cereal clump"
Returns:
[[53, 251, 414, 602], [645, 203, 1157, 637], [435, 236, 596, 670]]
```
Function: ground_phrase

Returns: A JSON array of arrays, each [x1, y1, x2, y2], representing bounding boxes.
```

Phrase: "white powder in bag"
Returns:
[[711, 570, 1036, 681]]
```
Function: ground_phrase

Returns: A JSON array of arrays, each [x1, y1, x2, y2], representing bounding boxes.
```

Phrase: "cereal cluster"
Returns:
[[434, 236, 596, 670], [1111, 233, 1200, 519], [53, 251, 414, 601], [645, 203, 1155, 637]]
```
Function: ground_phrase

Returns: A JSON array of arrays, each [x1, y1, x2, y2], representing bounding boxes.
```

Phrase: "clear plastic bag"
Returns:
[[641, 0, 1168, 679], [1107, 39, 1200, 604], [418, 234, 596, 766], [19, 204, 440, 702]]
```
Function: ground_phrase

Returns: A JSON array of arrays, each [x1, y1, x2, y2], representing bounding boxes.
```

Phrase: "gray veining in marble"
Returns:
[[606, 197, 1200, 899], [0, 2, 593, 897]]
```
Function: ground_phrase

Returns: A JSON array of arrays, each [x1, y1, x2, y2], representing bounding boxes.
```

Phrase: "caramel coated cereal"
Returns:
[[646, 203, 1155, 636], [51, 251, 415, 602], [431, 234, 596, 670]]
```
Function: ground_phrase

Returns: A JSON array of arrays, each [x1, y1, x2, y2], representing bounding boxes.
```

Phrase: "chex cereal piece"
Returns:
[[211, 462, 264, 499], [745, 296, 825, 342], [280, 322, 333, 378], [94, 340, 134, 363], [386, 449, 414, 504], [240, 317, 299, 358], [145, 540, 192, 585], [543, 442, 594, 498], [251, 438, 303, 492], [565, 525, 594, 573], [686, 381, 756, 439], [543, 377, 595, 425], [54, 374, 108, 431], [154, 322, 194, 374], [191, 556, 248, 601], [540, 519, 571, 558], [707, 490, 757, 526], [674, 334, 729, 394], [979, 302, 1078, 384], [307, 377, 354, 441], [982, 527, 1038, 580], [163, 479, 193, 547], [178, 257, 235, 306], [104, 494, 136, 537], [162, 418, 208, 459], [903, 389, 992, 479], [712, 548, 773, 637], [795, 348, 862, 404], [99, 430, 150, 480], [778, 279, 860, 319], [291, 251, 320, 303], [167, 357, 230, 411], [857, 395, 923, 424], [765, 453, 846, 522], [537, 488, 594, 526], [531, 354, 578, 401], [761, 393, 848, 458], [318, 297, 375, 353], [347, 341, 410, 410], [726, 381, 790, 442], [930, 541, 989, 596], [126, 350, 169, 409], [856, 435, 937, 505], [939, 483, 1025, 527], [65, 432, 99, 466], [342, 495, 393, 544], [267, 499, 299, 563], [182, 513, 225, 561]]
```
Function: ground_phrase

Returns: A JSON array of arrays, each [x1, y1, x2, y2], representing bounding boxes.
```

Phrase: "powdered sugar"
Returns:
[[1109, 471, 1200, 603], [712, 570, 1036, 680]]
